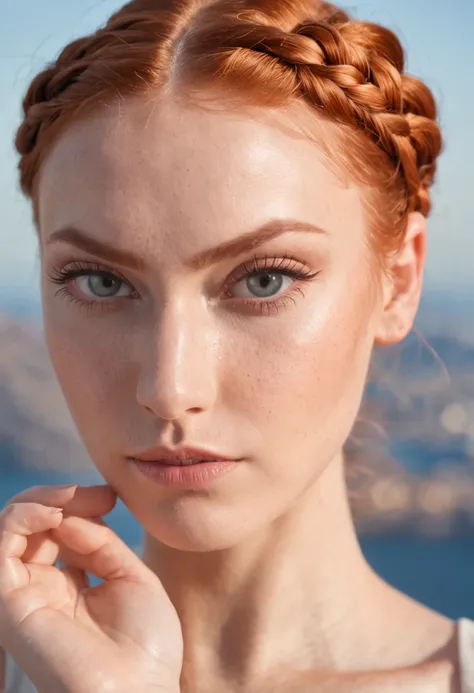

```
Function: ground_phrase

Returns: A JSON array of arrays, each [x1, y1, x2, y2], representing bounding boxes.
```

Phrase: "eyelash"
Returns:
[[47, 256, 320, 316], [48, 262, 138, 317], [223, 255, 319, 315]]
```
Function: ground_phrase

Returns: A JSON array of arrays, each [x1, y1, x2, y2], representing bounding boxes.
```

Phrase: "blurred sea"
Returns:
[[2, 467, 474, 621]]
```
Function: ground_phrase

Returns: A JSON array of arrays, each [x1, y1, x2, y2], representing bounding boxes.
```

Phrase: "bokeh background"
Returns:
[[1, 0, 474, 617]]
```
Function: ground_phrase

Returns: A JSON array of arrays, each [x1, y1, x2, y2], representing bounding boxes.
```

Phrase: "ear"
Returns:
[[374, 212, 427, 346]]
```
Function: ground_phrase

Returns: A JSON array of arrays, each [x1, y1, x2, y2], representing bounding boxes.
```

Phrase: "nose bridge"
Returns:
[[136, 299, 217, 419]]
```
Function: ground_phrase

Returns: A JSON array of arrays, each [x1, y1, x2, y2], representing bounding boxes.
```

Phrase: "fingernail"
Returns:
[[56, 484, 78, 490], [49, 507, 63, 514]]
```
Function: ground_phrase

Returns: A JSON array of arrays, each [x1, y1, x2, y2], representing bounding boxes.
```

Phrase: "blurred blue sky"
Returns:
[[1, 0, 472, 303]]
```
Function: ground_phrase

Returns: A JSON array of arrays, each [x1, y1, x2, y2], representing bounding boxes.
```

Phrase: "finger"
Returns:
[[0, 504, 64, 593], [21, 532, 60, 565], [6, 484, 117, 518], [0, 502, 62, 539], [51, 515, 157, 585], [0, 488, 115, 569], [0, 503, 63, 561]]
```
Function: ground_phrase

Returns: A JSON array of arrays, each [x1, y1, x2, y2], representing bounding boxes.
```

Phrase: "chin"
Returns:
[[147, 517, 250, 552], [131, 494, 263, 552], [155, 530, 243, 553]]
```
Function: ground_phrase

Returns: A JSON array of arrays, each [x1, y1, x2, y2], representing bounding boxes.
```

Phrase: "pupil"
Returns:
[[247, 272, 283, 298], [89, 274, 119, 296]]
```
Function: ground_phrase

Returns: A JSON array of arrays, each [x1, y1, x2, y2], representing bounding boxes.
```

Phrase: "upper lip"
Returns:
[[128, 445, 240, 464]]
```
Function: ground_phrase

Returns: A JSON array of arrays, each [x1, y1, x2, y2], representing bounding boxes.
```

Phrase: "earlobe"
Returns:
[[374, 212, 427, 347], [374, 311, 410, 347]]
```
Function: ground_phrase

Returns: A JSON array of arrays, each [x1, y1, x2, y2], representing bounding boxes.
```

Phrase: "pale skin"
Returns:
[[0, 95, 461, 692]]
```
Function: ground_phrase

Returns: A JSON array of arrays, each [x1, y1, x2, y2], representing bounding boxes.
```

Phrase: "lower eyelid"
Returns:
[[223, 282, 308, 314]]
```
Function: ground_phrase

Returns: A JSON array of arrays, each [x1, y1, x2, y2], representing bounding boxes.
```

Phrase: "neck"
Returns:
[[141, 452, 452, 692]]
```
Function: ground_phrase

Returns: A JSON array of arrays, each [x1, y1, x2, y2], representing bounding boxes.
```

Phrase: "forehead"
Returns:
[[37, 96, 364, 256]]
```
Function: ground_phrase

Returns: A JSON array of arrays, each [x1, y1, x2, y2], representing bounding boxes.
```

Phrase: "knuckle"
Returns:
[[0, 501, 45, 528], [1, 502, 31, 518], [103, 524, 115, 540], [94, 521, 114, 542], [0, 503, 19, 522], [0, 503, 23, 533]]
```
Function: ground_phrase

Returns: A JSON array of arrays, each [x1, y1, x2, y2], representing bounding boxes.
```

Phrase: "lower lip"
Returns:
[[130, 459, 239, 488]]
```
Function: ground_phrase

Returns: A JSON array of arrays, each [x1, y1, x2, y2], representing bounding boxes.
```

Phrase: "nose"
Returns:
[[135, 301, 218, 421]]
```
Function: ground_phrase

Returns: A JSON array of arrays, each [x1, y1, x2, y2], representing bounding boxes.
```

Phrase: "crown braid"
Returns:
[[15, 11, 171, 172], [15, 0, 442, 222], [176, 10, 441, 216]]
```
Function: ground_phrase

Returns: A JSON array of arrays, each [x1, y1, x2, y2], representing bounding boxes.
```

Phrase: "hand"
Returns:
[[0, 484, 183, 693], [255, 661, 452, 693]]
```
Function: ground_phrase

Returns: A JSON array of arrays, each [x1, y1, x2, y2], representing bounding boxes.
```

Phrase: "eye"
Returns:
[[230, 271, 294, 299], [222, 256, 320, 313], [74, 272, 133, 300], [48, 262, 137, 305]]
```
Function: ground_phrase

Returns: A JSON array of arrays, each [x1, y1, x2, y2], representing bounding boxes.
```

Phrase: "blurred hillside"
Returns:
[[1, 293, 474, 536], [348, 298, 474, 536], [0, 314, 91, 474]]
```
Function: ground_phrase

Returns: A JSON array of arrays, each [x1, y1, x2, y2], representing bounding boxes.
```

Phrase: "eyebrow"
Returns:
[[45, 219, 328, 271]]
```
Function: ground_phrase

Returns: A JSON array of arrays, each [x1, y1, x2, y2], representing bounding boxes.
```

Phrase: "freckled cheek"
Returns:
[[43, 315, 131, 414], [223, 316, 371, 428]]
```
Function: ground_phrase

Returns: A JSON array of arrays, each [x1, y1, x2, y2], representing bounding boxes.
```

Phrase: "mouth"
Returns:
[[128, 447, 241, 488], [127, 445, 241, 467], [129, 457, 233, 466]]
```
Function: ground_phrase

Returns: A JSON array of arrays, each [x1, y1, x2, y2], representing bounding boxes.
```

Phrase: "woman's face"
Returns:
[[38, 96, 386, 550]]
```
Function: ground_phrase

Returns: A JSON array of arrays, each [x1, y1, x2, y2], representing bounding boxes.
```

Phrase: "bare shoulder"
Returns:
[[377, 598, 461, 691]]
